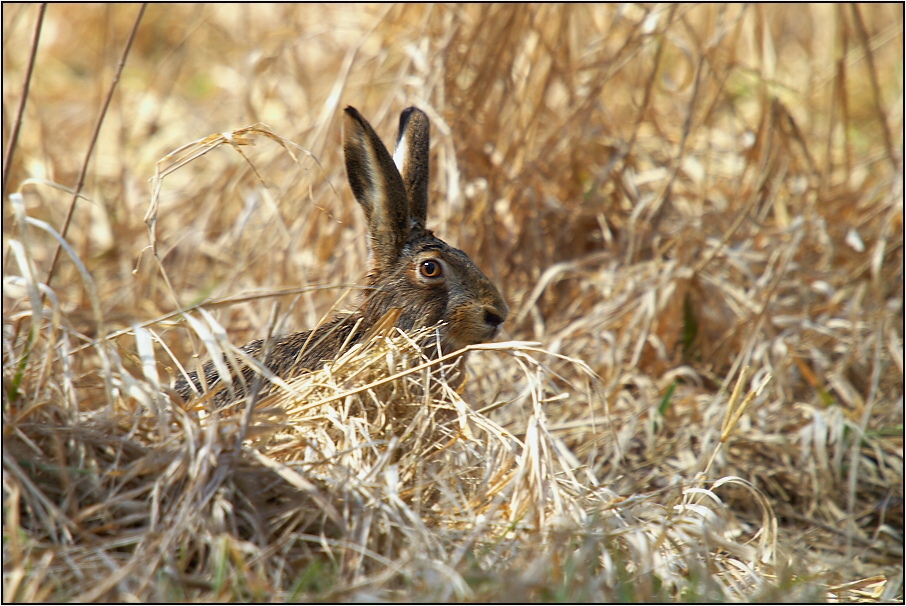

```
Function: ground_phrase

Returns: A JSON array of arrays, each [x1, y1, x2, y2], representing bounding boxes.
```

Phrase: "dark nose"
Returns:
[[483, 306, 506, 330]]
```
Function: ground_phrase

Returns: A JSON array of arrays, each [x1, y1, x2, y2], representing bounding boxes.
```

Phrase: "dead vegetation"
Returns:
[[3, 3, 902, 601]]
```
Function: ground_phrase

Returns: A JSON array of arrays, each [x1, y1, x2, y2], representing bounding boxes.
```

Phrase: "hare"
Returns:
[[175, 106, 508, 404]]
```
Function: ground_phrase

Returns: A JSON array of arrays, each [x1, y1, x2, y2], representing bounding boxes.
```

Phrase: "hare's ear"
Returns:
[[393, 107, 430, 228], [344, 106, 410, 266]]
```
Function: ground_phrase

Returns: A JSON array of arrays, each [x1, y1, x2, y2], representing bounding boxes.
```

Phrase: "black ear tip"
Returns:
[[398, 107, 414, 131], [345, 106, 363, 122], [398, 106, 428, 131]]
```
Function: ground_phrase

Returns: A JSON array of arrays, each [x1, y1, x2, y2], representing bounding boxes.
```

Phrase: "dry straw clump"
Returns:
[[3, 3, 903, 601]]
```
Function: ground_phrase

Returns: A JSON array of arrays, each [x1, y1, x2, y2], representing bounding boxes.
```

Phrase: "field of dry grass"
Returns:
[[3, 4, 903, 601]]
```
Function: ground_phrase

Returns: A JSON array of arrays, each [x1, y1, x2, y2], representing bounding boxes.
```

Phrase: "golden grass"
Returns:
[[3, 3, 902, 601]]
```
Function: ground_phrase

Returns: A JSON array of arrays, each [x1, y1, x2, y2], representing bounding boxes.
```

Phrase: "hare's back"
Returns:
[[174, 318, 359, 403]]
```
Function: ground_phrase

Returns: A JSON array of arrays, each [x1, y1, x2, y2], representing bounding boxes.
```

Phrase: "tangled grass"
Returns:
[[3, 3, 902, 601]]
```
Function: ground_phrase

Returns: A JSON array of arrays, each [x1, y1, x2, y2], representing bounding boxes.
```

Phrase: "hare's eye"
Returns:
[[420, 259, 442, 278]]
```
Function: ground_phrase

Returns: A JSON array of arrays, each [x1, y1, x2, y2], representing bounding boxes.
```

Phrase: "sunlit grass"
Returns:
[[3, 3, 902, 601]]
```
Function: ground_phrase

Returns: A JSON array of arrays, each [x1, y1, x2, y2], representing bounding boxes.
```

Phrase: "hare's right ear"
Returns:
[[344, 106, 410, 267], [393, 107, 430, 228]]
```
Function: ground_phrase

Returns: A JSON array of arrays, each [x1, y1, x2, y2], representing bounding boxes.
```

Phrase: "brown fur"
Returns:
[[175, 106, 508, 404]]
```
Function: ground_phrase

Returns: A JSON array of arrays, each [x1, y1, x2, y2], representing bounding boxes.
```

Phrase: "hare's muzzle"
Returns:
[[479, 296, 509, 341], [483, 306, 506, 332]]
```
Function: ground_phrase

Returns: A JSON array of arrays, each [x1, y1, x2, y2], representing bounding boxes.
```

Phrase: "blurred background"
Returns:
[[3, 3, 903, 594]]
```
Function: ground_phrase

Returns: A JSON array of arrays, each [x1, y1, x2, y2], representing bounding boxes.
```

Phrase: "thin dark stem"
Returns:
[[849, 3, 896, 171], [44, 3, 146, 290], [2, 3, 46, 201]]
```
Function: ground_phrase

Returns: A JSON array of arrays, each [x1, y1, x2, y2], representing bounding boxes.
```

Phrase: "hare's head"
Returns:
[[344, 106, 508, 354]]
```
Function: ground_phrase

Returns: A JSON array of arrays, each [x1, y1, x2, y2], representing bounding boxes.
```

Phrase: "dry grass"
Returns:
[[3, 3, 903, 601]]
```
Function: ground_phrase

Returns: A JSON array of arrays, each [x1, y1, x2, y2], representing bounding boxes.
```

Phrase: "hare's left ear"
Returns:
[[393, 107, 430, 229], [344, 106, 410, 267]]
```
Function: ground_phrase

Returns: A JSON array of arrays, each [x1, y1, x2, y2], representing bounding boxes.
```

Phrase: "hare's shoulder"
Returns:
[[264, 316, 362, 377]]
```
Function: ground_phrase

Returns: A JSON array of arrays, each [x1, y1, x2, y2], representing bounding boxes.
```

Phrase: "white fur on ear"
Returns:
[[393, 133, 407, 173]]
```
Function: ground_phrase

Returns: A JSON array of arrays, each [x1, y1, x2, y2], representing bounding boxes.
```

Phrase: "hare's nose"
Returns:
[[483, 307, 506, 330]]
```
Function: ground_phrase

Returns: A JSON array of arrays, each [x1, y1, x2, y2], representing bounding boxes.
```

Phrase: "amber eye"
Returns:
[[420, 259, 442, 278]]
